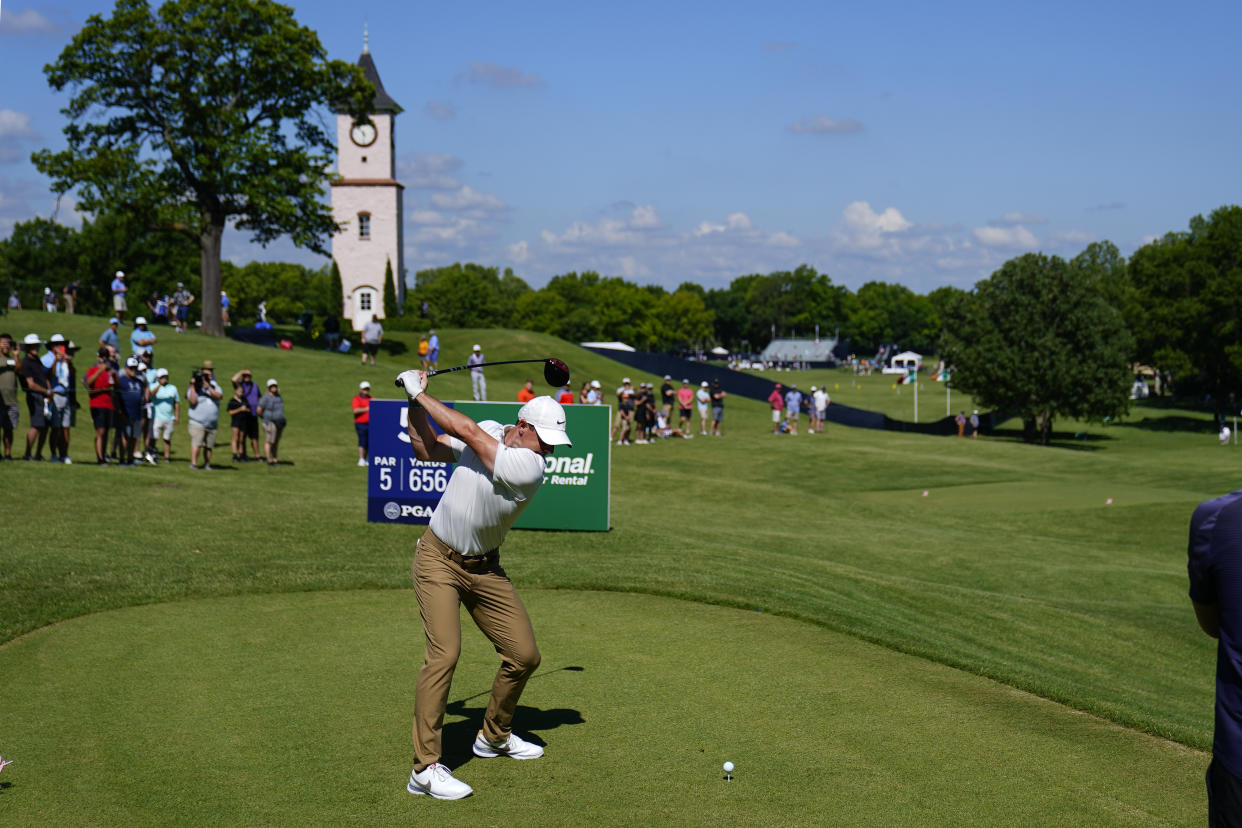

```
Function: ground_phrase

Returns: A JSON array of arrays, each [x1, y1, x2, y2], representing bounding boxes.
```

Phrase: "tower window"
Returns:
[[359, 291, 373, 311], [358, 212, 371, 240]]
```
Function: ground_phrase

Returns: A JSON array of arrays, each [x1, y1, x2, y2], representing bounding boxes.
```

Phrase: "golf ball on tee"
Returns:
[[723, 761, 734, 773]]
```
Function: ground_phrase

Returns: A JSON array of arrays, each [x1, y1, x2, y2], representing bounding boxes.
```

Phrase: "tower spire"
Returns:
[[363, 23, 369, 55]]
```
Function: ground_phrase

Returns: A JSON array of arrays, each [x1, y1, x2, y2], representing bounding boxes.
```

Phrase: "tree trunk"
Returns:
[[1022, 417, 1037, 443], [1038, 410, 1053, 446], [199, 219, 224, 337]]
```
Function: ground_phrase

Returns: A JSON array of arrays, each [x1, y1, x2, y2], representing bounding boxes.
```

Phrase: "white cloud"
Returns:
[[788, 116, 864, 135], [996, 211, 1045, 226], [398, 153, 463, 190], [694, 220, 724, 237], [424, 101, 455, 121], [456, 61, 545, 89], [540, 205, 663, 248], [972, 224, 1037, 248], [833, 200, 912, 252], [726, 212, 752, 230], [1049, 229, 1094, 247], [507, 240, 529, 264], [429, 185, 507, 216], [0, 8, 59, 35], [0, 110, 36, 138], [768, 231, 799, 247]]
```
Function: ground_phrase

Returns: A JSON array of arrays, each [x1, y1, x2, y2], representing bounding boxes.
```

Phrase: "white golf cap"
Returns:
[[590, 380, 600, 388], [44, 286, 51, 294], [48, 333, 66, 344], [22, 333, 43, 346], [125, 357, 139, 368], [664, 374, 671, 380], [156, 368, 169, 378], [135, 316, 148, 325], [115, 270, 124, 278], [622, 376, 631, 383], [359, 380, 371, 389], [700, 381, 708, 387], [518, 395, 572, 447], [266, 378, 278, 388], [811, 385, 818, 391], [472, 344, 481, 351]]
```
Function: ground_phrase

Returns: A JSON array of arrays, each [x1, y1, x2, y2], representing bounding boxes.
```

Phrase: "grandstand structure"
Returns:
[[757, 337, 838, 365]]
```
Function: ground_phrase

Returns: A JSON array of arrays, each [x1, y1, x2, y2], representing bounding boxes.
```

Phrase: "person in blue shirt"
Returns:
[[98, 318, 121, 351], [130, 316, 157, 359], [115, 357, 148, 466], [1189, 490, 1242, 825], [111, 271, 127, 322], [427, 329, 440, 371]]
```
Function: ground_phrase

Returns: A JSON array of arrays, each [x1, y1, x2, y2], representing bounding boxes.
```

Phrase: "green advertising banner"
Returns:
[[453, 401, 612, 531]]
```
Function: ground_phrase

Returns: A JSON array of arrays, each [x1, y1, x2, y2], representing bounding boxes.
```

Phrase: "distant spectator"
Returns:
[[84, 346, 116, 465], [710, 379, 726, 437], [231, 369, 262, 461], [48, 340, 73, 463], [7, 291, 20, 311], [150, 293, 171, 326], [99, 318, 122, 352], [257, 378, 286, 466], [557, 384, 574, 406], [138, 351, 157, 461], [419, 300, 428, 318], [767, 382, 784, 434], [111, 271, 127, 321], [784, 385, 803, 436], [635, 382, 654, 443], [172, 282, 195, 333], [579, 382, 590, 405], [517, 379, 536, 403], [116, 357, 147, 466], [695, 381, 710, 436], [19, 334, 52, 461], [186, 360, 223, 470], [418, 334, 429, 370], [956, 410, 967, 438], [654, 409, 687, 439], [427, 329, 440, 371], [42, 286, 57, 312], [970, 410, 981, 439], [361, 314, 383, 366], [0, 333, 19, 459], [130, 316, 157, 359], [468, 344, 487, 401], [586, 380, 602, 405], [660, 375, 675, 416], [150, 368, 179, 462], [1222, 425, 1233, 446], [220, 291, 230, 325], [227, 383, 250, 463], [352, 380, 372, 467], [323, 313, 341, 351], [41, 334, 66, 370], [62, 282, 78, 314], [676, 379, 694, 434], [813, 385, 829, 434], [614, 378, 636, 445]]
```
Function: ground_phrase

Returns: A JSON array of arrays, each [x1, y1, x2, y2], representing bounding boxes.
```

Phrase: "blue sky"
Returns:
[[2, 0, 1240, 293]]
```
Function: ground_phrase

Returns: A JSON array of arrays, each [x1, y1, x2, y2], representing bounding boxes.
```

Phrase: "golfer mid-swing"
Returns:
[[396, 369, 571, 800]]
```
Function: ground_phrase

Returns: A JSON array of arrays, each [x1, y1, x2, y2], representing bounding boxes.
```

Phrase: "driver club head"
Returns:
[[544, 358, 570, 387]]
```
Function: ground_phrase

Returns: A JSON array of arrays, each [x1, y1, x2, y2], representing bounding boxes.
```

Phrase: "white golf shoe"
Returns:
[[407, 763, 473, 800], [472, 731, 544, 760]]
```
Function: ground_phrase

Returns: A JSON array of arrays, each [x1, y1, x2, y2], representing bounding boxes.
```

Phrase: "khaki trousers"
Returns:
[[411, 529, 540, 771]]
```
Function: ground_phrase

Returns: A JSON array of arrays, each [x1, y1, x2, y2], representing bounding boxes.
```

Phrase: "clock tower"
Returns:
[[331, 32, 404, 330]]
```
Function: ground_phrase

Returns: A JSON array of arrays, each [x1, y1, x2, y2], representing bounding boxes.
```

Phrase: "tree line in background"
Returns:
[[4, 205, 1242, 441]]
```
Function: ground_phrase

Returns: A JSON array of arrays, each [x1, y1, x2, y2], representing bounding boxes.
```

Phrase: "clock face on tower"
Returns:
[[350, 121, 377, 147]]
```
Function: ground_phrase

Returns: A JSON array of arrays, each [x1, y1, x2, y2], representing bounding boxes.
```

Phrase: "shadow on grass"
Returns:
[[440, 665, 587, 769], [989, 428, 1113, 451], [1112, 415, 1215, 434]]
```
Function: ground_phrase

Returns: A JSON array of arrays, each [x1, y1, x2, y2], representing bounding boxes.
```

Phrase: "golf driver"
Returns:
[[394, 357, 570, 389]]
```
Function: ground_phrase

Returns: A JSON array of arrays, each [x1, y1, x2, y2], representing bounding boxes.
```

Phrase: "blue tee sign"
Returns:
[[366, 399, 452, 524]]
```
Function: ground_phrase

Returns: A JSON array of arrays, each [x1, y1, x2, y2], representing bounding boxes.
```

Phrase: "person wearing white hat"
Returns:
[[130, 317, 157, 360], [696, 380, 711, 435], [394, 368, 570, 801], [171, 282, 195, 333], [42, 286, 57, 313], [150, 368, 180, 462], [586, 379, 601, 405], [19, 334, 52, 460], [111, 271, 127, 322], [256, 379, 286, 466], [466, 344, 487, 401], [41, 334, 66, 370], [352, 381, 372, 466]]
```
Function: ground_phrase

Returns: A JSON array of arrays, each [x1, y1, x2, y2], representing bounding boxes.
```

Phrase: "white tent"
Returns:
[[882, 351, 922, 374], [710, 346, 729, 356]]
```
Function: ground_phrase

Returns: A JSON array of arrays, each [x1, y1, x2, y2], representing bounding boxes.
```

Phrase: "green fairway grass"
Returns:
[[0, 309, 1230, 821], [0, 590, 1206, 826]]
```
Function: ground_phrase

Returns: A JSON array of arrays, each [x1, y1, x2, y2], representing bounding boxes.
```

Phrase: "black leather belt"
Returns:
[[449, 548, 499, 573]]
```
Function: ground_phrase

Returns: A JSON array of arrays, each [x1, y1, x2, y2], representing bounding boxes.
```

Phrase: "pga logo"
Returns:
[[383, 501, 433, 520]]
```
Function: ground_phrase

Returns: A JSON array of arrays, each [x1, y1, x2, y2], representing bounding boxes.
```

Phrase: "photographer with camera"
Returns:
[[186, 360, 223, 470]]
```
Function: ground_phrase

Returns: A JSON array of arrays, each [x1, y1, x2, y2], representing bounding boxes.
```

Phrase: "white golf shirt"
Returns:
[[813, 389, 830, 412], [429, 420, 546, 556]]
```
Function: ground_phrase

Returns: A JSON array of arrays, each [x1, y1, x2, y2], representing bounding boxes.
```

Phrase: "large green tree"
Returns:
[[32, 0, 373, 336], [1127, 206, 1242, 404], [942, 251, 1134, 445]]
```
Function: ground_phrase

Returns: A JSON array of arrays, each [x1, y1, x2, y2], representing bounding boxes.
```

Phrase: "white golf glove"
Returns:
[[396, 369, 426, 400]]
